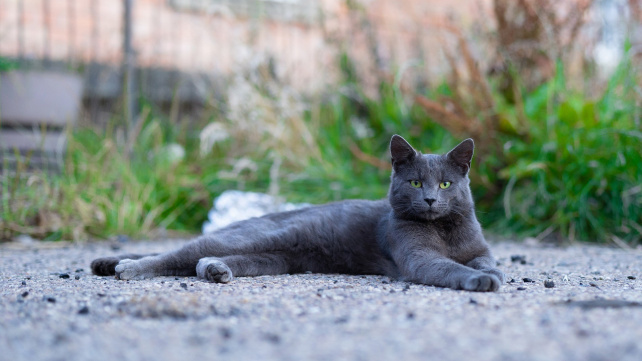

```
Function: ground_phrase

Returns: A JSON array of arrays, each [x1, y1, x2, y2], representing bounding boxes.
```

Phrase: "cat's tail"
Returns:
[[91, 253, 158, 276]]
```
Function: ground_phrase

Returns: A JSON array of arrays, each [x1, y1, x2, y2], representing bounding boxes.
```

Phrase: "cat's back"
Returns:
[[263, 198, 390, 227], [214, 198, 390, 237]]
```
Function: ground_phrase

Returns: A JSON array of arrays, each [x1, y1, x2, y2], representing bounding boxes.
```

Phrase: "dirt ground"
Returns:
[[1, 238, 641, 361]]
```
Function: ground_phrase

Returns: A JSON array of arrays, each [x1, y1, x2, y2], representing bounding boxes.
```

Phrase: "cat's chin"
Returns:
[[423, 210, 443, 221]]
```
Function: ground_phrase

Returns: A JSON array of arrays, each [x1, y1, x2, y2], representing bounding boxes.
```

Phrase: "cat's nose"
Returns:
[[424, 198, 436, 206]]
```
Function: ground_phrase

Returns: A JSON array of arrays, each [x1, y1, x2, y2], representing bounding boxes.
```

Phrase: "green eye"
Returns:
[[410, 180, 422, 188], [439, 181, 451, 189]]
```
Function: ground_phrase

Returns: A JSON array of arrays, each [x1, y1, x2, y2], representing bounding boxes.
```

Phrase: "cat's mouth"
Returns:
[[424, 209, 442, 220]]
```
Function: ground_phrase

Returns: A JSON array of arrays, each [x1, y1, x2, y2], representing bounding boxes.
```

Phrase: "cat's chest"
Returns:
[[436, 226, 481, 264]]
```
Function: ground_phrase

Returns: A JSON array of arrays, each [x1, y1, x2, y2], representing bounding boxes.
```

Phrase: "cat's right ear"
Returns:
[[390, 134, 416, 168]]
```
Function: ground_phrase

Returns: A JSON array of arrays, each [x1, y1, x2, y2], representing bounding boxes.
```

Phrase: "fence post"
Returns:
[[123, 0, 137, 132]]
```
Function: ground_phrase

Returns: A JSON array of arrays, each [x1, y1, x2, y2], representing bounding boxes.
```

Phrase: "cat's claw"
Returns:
[[196, 258, 233, 283], [463, 273, 501, 292], [115, 259, 146, 280]]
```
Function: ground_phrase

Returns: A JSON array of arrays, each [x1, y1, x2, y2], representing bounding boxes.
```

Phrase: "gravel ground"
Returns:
[[1, 239, 642, 361]]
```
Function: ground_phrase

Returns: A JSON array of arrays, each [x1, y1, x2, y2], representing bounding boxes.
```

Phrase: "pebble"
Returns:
[[544, 280, 555, 288], [44, 296, 56, 303], [511, 255, 527, 264], [21, 291, 29, 298], [78, 306, 90, 315], [517, 287, 526, 291], [523, 278, 534, 283], [59, 273, 70, 279], [628, 276, 636, 280], [180, 283, 188, 290], [21, 281, 26, 286]]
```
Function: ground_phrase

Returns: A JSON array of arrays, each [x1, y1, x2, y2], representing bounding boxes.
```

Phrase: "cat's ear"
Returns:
[[390, 134, 417, 167], [446, 138, 474, 175]]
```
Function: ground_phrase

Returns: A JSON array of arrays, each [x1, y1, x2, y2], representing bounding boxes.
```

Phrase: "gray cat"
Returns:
[[91, 135, 504, 292]]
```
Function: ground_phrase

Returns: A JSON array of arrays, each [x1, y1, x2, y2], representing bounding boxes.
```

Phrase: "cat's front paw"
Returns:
[[196, 258, 233, 283], [463, 273, 501, 292], [91, 257, 120, 276], [115, 259, 146, 280], [481, 268, 506, 284]]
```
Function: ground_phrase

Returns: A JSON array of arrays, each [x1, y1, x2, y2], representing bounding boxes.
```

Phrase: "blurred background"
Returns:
[[0, 0, 640, 245]]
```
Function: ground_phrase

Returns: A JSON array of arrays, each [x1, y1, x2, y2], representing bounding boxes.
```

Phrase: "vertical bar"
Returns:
[[68, 0, 75, 64], [18, 0, 24, 62], [43, 0, 51, 67], [90, 0, 99, 123], [123, 0, 136, 130], [91, 0, 99, 62]]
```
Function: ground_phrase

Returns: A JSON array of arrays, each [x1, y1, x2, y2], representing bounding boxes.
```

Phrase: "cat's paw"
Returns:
[[115, 259, 146, 280], [91, 257, 120, 276], [481, 268, 506, 284], [196, 258, 233, 283], [463, 273, 501, 292]]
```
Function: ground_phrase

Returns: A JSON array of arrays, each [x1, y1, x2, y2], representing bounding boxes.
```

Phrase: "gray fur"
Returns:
[[91, 135, 504, 292]]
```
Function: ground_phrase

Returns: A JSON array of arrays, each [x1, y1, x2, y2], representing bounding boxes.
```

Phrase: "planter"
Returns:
[[0, 70, 83, 169]]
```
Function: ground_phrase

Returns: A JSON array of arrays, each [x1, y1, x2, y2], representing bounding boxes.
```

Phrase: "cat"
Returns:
[[91, 135, 505, 292]]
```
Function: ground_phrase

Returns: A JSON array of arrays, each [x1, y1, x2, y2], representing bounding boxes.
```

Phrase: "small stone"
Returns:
[[264, 333, 281, 344], [75, 275, 80, 280], [469, 298, 478, 305], [75, 268, 84, 273], [117, 234, 130, 244], [21, 291, 29, 298], [78, 306, 90, 315], [508, 278, 516, 283], [511, 255, 527, 264], [335, 316, 349, 324], [219, 327, 232, 339], [21, 281, 26, 286], [44, 296, 56, 303], [517, 287, 526, 291], [523, 278, 534, 283], [59, 273, 70, 279], [544, 280, 555, 288], [180, 283, 188, 290], [628, 276, 636, 280]]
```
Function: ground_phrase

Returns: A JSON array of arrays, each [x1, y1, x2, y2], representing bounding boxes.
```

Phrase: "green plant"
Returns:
[[495, 56, 642, 243]]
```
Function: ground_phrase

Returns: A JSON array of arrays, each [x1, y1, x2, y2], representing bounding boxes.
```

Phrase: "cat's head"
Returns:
[[388, 135, 475, 221]]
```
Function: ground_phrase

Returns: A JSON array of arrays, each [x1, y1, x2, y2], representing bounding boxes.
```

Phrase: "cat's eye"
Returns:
[[410, 180, 422, 188], [439, 181, 451, 189]]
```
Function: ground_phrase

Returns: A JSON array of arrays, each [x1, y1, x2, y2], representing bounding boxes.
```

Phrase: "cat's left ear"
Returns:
[[446, 138, 474, 175]]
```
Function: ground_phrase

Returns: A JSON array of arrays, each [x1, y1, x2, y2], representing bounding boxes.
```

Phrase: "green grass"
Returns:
[[1, 56, 640, 244]]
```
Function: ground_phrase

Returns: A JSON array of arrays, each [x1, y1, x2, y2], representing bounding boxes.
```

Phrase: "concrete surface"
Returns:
[[1, 239, 641, 361]]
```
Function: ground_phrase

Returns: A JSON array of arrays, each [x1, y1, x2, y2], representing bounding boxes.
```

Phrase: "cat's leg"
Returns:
[[466, 255, 506, 284], [113, 238, 222, 280], [196, 253, 290, 283], [114, 251, 202, 280], [91, 253, 159, 276], [397, 252, 501, 292]]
